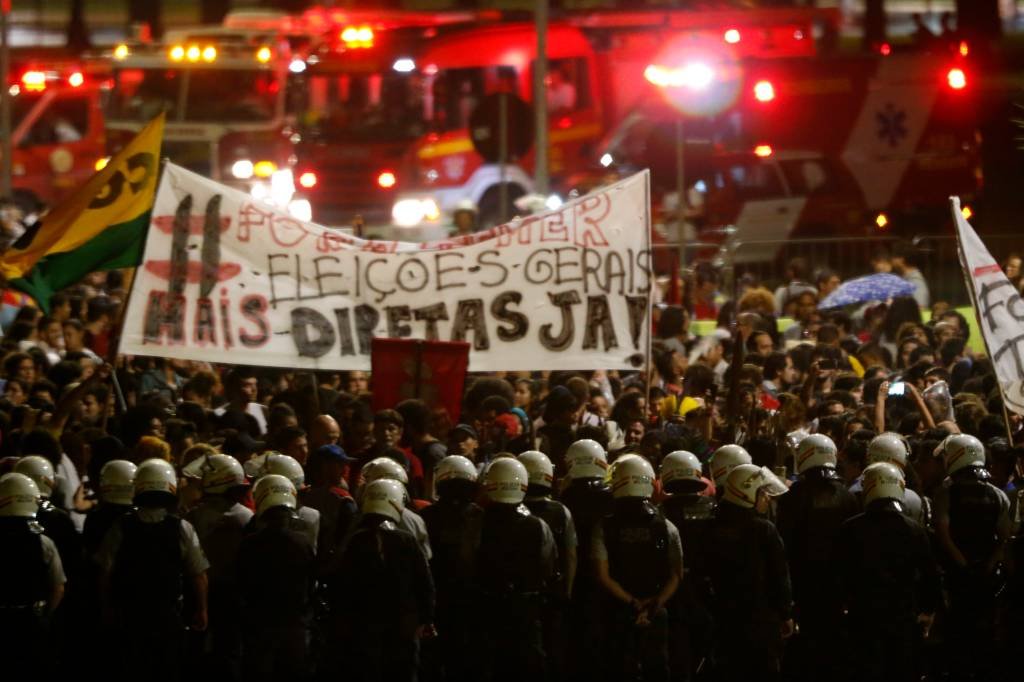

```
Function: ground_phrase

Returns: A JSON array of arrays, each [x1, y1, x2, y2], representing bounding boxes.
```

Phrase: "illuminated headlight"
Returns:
[[288, 199, 312, 222], [600, 153, 613, 167], [250, 182, 269, 201], [248, 170, 296, 209], [393, 58, 416, 73], [232, 159, 254, 179], [392, 198, 440, 227], [270, 169, 295, 206], [545, 195, 563, 211]]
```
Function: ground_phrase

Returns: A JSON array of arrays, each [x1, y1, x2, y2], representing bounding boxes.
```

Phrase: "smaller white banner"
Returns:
[[952, 197, 1024, 415]]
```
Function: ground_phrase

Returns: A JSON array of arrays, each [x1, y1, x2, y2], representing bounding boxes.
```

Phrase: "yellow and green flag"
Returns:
[[1, 113, 164, 311]]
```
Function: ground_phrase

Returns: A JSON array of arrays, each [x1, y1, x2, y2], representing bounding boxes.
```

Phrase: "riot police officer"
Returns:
[[361, 456, 432, 560], [559, 439, 612, 682], [933, 434, 1013, 680], [519, 449, 578, 679], [14, 455, 81, 583], [333, 478, 435, 682], [520, 450, 578, 598], [97, 458, 209, 682], [775, 434, 858, 682], [594, 455, 682, 682], [0, 472, 66, 678], [80, 459, 136, 669], [186, 454, 253, 679], [708, 444, 752, 494], [83, 460, 137, 557], [463, 457, 557, 682], [253, 452, 320, 553], [237, 474, 316, 681], [836, 462, 940, 682], [705, 464, 793, 681], [420, 455, 483, 682], [659, 450, 715, 680], [855, 432, 927, 525]]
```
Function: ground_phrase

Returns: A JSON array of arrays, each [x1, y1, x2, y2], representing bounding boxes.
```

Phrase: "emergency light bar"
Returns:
[[21, 71, 46, 91], [18, 69, 86, 92], [169, 43, 219, 63], [341, 26, 374, 49]]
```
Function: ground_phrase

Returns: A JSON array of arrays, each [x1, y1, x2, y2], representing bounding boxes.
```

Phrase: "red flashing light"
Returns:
[[21, 71, 46, 91], [879, 42, 892, 56], [947, 68, 967, 90], [724, 28, 741, 44], [68, 72, 84, 88], [377, 171, 397, 189], [754, 80, 775, 103], [298, 171, 318, 189], [754, 144, 773, 158]]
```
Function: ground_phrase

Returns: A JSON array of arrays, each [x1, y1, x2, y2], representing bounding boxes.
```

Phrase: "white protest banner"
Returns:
[[952, 196, 1024, 415], [119, 163, 652, 372]]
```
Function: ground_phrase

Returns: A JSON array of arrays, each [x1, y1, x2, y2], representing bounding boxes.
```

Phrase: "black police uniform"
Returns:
[[186, 496, 254, 680], [934, 467, 1012, 680], [561, 477, 613, 682], [524, 491, 577, 681], [37, 499, 82, 584], [236, 506, 316, 682], [108, 512, 191, 682], [420, 492, 483, 682], [83, 502, 131, 557], [835, 497, 941, 682], [598, 497, 677, 682], [705, 500, 793, 681], [332, 512, 435, 682], [463, 502, 556, 682], [79, 502, 132, 668], [775, 466, 859, 681], [660, 491, 715, 681], [0, 516, 62, 677]]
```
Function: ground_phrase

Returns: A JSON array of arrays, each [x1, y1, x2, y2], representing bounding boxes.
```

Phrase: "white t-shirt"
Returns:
[[213, 402, 268, 435]]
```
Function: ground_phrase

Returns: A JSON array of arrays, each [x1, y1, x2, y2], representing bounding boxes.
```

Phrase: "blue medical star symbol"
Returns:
[[876, 102, 908, 147]]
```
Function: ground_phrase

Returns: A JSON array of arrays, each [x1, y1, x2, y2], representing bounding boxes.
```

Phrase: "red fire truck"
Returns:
[[583, 47, 979, 263], [103, 25, 310, 218], [6, 58, 108, 209], [280, 7, 829, 234]]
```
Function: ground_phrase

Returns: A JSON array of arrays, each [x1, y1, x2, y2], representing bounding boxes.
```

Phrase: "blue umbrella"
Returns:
[[818, 273, 916, 309]]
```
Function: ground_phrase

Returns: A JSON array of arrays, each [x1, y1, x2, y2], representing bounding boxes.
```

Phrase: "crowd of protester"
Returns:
[[0, 251, 1022, 682]]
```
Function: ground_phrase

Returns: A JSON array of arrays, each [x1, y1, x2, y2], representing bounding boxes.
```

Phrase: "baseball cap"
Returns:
[[450, 424, 478, 441]]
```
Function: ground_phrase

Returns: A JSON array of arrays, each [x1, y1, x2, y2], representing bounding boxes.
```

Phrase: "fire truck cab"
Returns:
[[287, 10, 499, 226], [388, 21, 604, 235], [104, 27, 309, 218], [8, 64, 107, 209]]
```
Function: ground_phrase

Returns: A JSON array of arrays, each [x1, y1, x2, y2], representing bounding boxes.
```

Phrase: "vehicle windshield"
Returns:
[[294, 71, 426, 141], [109, 67, 281, 123], [11, 92, 44, 129]]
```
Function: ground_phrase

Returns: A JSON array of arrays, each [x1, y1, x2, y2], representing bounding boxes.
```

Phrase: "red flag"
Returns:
[[370, 338, 470, 423]]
